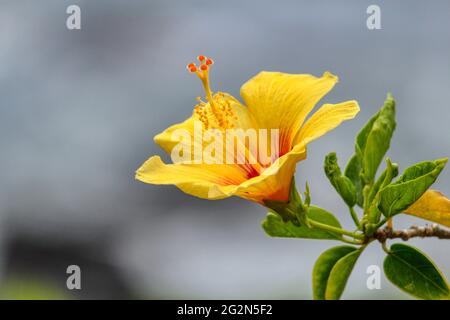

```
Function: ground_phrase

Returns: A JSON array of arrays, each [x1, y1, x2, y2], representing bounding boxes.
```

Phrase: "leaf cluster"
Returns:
[[263, 94, 449, 299]]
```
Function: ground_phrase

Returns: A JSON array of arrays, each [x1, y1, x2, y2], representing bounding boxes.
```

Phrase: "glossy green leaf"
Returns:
[[384, 243, 450, 300], [312, 246, 357, 300], [325, 248, 363, 300], [361, 94, 396, 183], [378, 158, 448, 217], [324, 153, 357, 207], [262, 206, 342, 240]]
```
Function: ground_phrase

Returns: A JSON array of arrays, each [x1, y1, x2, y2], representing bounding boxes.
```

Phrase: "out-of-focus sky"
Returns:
[[0, 0, 449, 299]]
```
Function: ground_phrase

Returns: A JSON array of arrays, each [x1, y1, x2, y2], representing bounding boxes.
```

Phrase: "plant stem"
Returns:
[[308, 219, 365, 240], [349, 206, 361, 228], [340, 237, 364, 245], [362, 184, 372, 214], [381, 241, 390, 254], [387, 218, 393, 229], [375, 224, 450, 241], [375, 217, 388, 229]]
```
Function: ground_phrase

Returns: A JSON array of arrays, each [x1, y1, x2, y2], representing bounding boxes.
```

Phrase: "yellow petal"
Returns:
[[240, 71, 338, 154], [294, 100, 360, 146], [154, 116, 198, 155], [135, 156, 245, 200], [404, 190, 450, 227], [135, 146, 307, 204]]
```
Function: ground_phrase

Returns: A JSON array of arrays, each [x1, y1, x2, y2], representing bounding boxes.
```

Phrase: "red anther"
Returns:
[[205, 58, 214, 65], [197, 55, 206, 61], [187, 63, 198, 72], [187, 64, 197, 73], [200, 64, 208, 71]]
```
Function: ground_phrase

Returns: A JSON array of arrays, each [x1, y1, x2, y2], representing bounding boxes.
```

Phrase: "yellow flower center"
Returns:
[[187, 56, 237, 130]]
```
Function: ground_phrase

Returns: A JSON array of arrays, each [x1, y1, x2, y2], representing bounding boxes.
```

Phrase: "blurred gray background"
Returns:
[[0, 0, 449, 299]]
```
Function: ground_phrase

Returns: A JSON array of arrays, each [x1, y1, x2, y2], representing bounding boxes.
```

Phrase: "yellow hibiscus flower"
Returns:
[[136, 56, 360, 204]]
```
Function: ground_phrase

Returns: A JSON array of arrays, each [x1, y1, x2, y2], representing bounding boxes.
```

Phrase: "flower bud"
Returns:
[[324, 152, 357, 207]]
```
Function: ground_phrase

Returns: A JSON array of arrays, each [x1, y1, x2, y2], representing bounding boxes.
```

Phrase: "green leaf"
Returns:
[[344, 94, 396, 206], [345, 154, 363, 207], [361, 94, 396, 183], [384, 243, 450, 300], [325, 248, 363, 300], [312, 246, 357, 300], [262, 206, 342, 240], [324, 153, 357, 207], [378, 158, 448, 217]]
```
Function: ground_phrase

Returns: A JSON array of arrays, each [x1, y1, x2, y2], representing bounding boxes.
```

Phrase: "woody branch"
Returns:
[[374, 224, 450, 242]]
